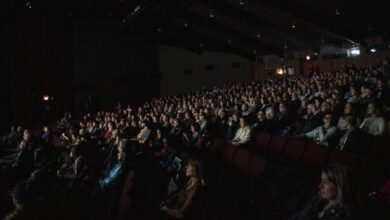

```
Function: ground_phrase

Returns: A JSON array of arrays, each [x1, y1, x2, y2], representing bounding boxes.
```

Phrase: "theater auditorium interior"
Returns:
[[1, 0, 390, 219]]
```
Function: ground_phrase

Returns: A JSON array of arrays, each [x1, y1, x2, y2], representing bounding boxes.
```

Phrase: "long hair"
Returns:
[[187, 159, 206, 186], [322, 164, 360, 206]]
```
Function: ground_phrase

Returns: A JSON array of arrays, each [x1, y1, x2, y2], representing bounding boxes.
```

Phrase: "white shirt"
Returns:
[[232, 126, 252, 144]]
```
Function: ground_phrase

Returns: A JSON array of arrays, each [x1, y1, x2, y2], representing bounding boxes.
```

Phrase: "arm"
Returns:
[[238, 127, 251, 144], [163, 185, 199, 219]]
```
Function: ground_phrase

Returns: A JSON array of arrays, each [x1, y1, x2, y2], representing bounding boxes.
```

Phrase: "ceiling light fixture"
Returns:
[[239, 0, 245, 6]]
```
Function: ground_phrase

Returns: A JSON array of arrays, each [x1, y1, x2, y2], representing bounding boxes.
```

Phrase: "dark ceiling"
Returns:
[[2, 0, 390, 60]]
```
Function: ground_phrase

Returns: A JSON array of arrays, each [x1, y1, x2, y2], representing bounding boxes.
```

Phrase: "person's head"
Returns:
[[344, 103, 353, 115], [279, 103, 287, 114], [239, 117, 248, 128], [191, 124, 200, 133], [322, 112, 333, 127], [320, 101, 331, 112], [343, 115, 357, 129], [185, 159, 203, 182], [257, 110, 265, 120], [117, 139, 129, 154], [23, 129, 31, 141], [319, 164, 358, 206], [17, 126, 23, 133], [366, 102, 379, 116], [265, 107, 275, 120]]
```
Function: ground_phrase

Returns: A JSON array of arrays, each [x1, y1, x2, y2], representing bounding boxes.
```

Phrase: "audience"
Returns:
[[0, 60, 389, 220]]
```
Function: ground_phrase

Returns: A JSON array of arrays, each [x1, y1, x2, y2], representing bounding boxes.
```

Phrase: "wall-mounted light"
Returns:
[[370, 48, 377, 53], [306, 55, 311, 60]]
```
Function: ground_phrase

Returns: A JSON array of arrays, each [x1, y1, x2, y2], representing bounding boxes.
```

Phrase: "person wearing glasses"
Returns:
[[295, 112, 337, 147]]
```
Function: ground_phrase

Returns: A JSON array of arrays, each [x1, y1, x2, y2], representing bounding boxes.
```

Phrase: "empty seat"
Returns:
[[244, 155, 268, 178], [327, 150, 361, 168], [267, 136, 288, 158], [283, 138, 307, 162], [301, 142, 329, 168], [231, 148, 252, 175], [209, 138, 226, 154], [254, 132, 272, 152], [221, 143, 238, 164]]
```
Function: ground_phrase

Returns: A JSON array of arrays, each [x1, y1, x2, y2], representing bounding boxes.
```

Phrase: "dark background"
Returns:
[[0, 1, 159, 130]]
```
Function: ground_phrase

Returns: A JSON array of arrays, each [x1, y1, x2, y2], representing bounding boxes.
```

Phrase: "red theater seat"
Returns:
[[254, 132, 272, 152], [221, 143, 238, 165], [231, 148, 252, 175], [301, 142, 329, 168], [267, 136, 288, 158], [244, 155, 268, 178], [209, 138, 226, 154], [283, 138, 307, 162]]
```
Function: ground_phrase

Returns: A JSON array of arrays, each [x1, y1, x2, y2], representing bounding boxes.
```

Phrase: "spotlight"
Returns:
[[43, 95, 50, 101], [306, 55, 311, 60], [157, 28, 162, 32], [184, 23, 188, 27], [370, 48, 377, 53], [256, 32, 261, 39], [239, 0, 245, 6], [291, 19, 296, 29]]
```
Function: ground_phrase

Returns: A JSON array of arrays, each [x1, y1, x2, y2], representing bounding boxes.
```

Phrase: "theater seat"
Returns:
[[209, 138, 226, 154], [254, 132, 272, 153], [283, 138, 307, 162], [117, 169, 135, 220], [244, 155, 268, 178], [267, 136, 288, 159], [231, 148, 252, 175], [327, 150, 361, 169], [221, 143, 238, 165], [301, 142, 329, 168]]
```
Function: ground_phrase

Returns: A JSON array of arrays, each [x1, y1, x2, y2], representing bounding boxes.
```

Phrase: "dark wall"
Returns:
[[2, 11, 73, 127], [72, 22, 159, 114]]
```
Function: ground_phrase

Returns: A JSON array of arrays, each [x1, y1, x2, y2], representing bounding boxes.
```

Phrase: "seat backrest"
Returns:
[[301, 142, 329, 168], [254, 132, 272, 152], [244, 155, 268, 178], [209, 138, 226, 154], [268, 136, 288, 157], [231, 148, 251, 174], [327, 150, 361, 169], [221, 143, 238, 164], [283, 138, 307, 162]]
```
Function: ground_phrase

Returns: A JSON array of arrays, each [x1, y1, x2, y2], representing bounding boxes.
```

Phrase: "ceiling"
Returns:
[[2, 0, 390, 60]]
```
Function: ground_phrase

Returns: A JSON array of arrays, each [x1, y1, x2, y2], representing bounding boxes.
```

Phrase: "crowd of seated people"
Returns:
[[0, 60, 389, 219]]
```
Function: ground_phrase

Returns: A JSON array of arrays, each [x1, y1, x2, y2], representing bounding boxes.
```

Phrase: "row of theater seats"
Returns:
[[103, 131, 390, 219], [208, 131, 390, 188]]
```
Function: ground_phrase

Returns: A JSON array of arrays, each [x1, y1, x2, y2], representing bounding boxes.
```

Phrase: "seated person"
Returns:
[[335, 115, 368, 154], [231, 117, 252, 146], [99, 139, 130, 190], [251, 110, 267, 131], [290, 164, 360, 220], [360, 103, 385, 136], [295, 112, 337, 147], [183, 124, 201, 148], [337, 103, 360, 130], [160, 159, 205, 219], [57, 145, 86, 180], [4, 181, 49, 220]]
